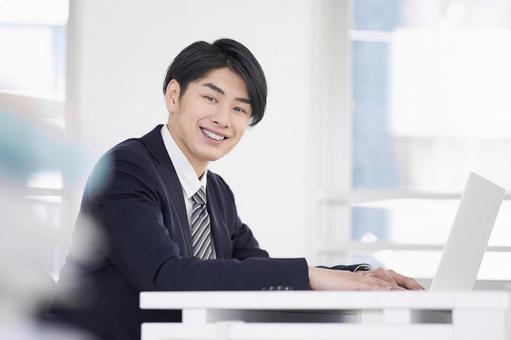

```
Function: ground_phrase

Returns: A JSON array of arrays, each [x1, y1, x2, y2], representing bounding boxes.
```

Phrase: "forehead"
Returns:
[[193, 67, 249, 97]]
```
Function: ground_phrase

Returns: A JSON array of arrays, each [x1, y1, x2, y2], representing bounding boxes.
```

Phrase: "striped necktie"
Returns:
[[190, 186, 215, 259]]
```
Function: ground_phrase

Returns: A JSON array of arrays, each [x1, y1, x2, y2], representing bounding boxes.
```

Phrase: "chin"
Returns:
[[197, 151, 224, 162], [206, 154, 225, 162], [195, 145, 231, 162]]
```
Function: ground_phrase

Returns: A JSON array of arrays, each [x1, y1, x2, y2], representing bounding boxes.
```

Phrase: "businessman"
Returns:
[[53, 38, 422, 340]]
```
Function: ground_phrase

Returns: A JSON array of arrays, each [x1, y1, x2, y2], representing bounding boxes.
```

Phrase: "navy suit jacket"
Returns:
[[53, 125, 310, 340]]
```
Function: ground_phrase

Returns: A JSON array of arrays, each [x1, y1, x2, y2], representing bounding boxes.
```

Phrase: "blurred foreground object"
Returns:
[[0, 107, 99, 339], [0, 95, 82, 183]]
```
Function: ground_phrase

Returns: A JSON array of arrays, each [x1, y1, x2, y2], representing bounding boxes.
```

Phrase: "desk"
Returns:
[[140, 291, 511, 340]]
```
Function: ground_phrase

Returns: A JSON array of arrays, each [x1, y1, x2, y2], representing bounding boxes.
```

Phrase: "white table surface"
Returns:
[[140, 291, 511, 340]]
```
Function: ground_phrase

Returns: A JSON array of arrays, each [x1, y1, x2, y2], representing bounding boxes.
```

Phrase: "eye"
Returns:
[[203, 95, 218, 103], [233, 106, 248, 114]]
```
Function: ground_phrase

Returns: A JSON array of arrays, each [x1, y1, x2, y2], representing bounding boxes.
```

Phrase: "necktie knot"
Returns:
[[192, 187, 207, 205]]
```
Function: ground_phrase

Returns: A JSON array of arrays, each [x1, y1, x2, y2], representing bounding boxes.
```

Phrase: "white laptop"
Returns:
[[430, 172, 506, 291]]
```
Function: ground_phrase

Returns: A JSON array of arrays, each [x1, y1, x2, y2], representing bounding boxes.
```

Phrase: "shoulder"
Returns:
[[92, 136, 159, 179], [108, 137, 155, 163], [101, 124, 165, 167], [85, 137, 158, 196]]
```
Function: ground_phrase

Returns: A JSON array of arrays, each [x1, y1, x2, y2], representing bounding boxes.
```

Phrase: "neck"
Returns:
[[166, 123, 208, 179], [195, 164, 207, 180]]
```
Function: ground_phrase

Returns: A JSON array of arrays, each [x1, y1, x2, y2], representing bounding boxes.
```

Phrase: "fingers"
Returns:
[[361, 268, 398, 287], [362, 268, 424, 290], [355, 271, 402, 291], [387, 270, 425, 290]]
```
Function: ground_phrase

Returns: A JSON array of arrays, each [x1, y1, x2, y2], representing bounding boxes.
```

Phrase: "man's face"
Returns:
[[165, 67, 252, 174]]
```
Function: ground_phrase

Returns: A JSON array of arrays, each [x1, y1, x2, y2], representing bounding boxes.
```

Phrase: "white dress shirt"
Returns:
[[160, 125, 207, 226]]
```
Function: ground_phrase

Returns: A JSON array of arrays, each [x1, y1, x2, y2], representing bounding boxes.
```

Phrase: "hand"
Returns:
[[308, 267, 405, 291], [359, 268, 424, 290]]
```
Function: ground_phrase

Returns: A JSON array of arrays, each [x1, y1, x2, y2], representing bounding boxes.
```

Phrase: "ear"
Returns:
[[164, 79, 181, 114]]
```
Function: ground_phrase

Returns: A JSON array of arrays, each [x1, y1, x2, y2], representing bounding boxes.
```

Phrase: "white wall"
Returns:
[[67, 0, 349, 260]]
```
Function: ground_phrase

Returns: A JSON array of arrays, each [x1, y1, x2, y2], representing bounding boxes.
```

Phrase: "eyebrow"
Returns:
[[202, 82, 251, 105]]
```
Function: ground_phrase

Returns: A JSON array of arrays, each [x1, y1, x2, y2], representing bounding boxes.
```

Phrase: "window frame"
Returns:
[[312, 0, 511, 285]]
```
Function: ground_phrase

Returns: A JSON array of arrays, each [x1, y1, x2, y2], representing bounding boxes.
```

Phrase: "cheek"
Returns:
[[236, 127, 247, 140], [193, 105, 217, 124], [229, 125, 248, 146], [234, 118, 250, 137]]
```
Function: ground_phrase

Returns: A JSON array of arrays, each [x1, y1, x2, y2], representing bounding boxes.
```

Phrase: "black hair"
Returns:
[[163, 38, 267, 126]]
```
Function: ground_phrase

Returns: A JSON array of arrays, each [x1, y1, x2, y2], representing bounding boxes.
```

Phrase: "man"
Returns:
[[53, 38, 422, 340]]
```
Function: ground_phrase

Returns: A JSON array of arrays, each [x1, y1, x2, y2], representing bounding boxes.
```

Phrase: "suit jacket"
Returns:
[[53, 125, 310, 340]]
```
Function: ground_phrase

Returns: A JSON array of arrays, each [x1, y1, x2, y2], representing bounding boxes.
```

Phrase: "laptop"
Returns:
[[430, 172, 506, 291]]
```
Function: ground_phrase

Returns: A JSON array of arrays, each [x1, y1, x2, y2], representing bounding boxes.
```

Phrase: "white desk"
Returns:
[[140, 291, 511, 340]]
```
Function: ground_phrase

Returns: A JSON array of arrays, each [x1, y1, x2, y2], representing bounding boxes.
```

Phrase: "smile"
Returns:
[[200, 128, 227, 141]]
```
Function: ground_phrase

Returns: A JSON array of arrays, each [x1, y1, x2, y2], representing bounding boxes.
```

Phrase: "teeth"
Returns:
[[202, 128, 225, 141]]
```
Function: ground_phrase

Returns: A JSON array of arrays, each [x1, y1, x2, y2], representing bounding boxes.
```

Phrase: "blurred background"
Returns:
[[1, 2, 511, 323]]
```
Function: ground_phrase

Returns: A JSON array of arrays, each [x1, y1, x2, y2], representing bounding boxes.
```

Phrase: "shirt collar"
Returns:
[[161, 125, 207, 199]]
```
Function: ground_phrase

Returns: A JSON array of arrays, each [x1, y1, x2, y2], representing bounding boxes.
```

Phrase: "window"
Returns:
[[318, 0, 511, 282], [0, 0, 69, 278]]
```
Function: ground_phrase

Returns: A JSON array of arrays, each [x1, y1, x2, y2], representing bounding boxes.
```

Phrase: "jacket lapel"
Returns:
[[206, 174, 232, 259], [141, 125, 192, 256]]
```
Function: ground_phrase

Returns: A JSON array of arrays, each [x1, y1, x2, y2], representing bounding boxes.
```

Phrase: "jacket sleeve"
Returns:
[[81, 147, 310, 292]]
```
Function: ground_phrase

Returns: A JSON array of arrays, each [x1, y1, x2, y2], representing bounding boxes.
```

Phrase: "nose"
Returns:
[[213, 105, 231, 128]]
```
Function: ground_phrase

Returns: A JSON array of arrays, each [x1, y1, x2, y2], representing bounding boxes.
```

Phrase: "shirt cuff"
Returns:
[[353, 264, 373, 272]]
